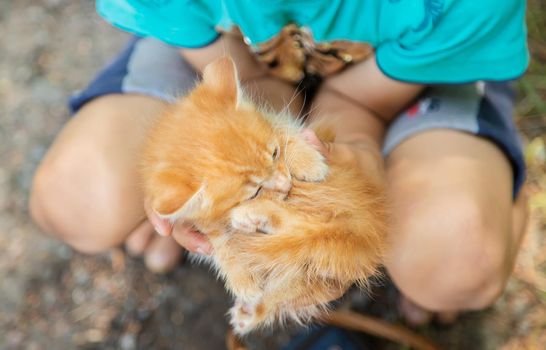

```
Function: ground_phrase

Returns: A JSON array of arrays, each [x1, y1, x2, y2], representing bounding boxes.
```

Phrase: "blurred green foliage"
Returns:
[[517, 0, 546, 120]]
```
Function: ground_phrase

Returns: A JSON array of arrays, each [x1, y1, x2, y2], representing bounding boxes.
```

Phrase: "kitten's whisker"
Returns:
[[283, 84, 301, 113], [296, 91, 307, 121], [281, 130, 289, 154], [281, 81, 304, 117], [286, 149, 298, 168], [302, 103, 320, 122]]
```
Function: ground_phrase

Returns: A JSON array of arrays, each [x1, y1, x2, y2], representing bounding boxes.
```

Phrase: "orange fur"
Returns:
[[140, 57, 387, 335]]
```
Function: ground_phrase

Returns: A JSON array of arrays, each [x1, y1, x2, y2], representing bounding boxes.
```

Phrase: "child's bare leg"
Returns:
[[29, 94, 184, 272], [385, 130, 528, 323]]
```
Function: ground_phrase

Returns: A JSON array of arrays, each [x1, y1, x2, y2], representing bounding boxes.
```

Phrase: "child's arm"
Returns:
[[310, 56, 424, 186]]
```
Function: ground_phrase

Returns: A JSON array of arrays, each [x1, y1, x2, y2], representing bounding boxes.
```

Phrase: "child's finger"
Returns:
[[125, 219, 155, 256], [171, 223, 213, 255], [144, 235, 184, 274], [144, 199, 173, 236]]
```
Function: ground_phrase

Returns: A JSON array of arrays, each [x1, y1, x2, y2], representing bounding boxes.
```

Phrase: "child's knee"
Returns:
[[30, 96, 161, 253], [30, 140, 133, 254], [387, 194, 509, 311], [30, 151, 120, 253]]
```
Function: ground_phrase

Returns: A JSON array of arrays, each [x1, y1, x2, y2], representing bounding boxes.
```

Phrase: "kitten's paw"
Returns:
[[293, 159, 329, 182], [230, 207, 274, 234], [229, 300, 261, 335], [288, 139, 329, 182]]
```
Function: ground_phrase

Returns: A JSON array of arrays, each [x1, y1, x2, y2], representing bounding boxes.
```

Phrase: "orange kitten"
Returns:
[[140, 57, 387, 335], [141, 57, 327, 223]]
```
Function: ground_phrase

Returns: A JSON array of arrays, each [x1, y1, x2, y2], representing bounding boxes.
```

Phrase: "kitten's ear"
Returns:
[[202, 56, 241, 107], [151, 182, 209, 221]]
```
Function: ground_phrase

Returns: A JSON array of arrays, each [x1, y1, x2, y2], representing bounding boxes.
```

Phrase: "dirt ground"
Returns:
[[1, 1, 545, 349]]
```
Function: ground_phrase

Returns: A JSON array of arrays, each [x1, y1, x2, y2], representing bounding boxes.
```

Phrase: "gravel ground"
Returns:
[[1, 1, 545, 349], [0, 1, 232, 349]]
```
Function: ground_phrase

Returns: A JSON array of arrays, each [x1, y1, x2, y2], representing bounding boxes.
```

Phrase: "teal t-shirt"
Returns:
[[96, 0, 529, 83]]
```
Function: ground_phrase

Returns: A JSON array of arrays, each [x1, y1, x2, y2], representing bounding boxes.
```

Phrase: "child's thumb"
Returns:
[[144, 199, 173, 236], [300, 128, 331, 159]]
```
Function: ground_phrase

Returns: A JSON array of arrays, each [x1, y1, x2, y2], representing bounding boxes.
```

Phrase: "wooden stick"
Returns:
[[323, 310, 440, 350], [226, 328, 248, 350], [226, 310, 439, 350]]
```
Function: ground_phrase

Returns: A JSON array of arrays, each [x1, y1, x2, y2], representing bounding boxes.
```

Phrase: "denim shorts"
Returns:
[[69, 37, 526, 196]]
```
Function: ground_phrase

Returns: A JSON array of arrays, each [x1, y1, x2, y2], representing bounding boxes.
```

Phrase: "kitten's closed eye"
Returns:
[[272, 147, 279, 160], [249, 186, 262, 200]]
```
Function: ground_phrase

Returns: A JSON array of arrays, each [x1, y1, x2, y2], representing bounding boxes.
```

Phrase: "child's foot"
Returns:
[[436, 310, 459, 325], [125, 220, 183, 273], [398, 295, 459, 327], [398, 295, 432, 326]]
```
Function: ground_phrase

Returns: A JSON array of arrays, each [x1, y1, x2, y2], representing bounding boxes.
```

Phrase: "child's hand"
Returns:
[[144, 199, 213, 256]]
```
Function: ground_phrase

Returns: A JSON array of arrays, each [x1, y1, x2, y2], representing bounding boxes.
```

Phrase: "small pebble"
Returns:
[[119, 333, 137, 350]]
